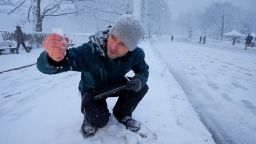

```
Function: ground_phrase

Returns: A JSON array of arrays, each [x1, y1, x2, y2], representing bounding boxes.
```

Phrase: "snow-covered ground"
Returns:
[[0, 36, 255, 144], [151, 37, 256, 144]]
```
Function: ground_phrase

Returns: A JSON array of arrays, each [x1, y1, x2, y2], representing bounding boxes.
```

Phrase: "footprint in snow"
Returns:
[[221, 93, 232, 102], [241, 100, 256, 116]]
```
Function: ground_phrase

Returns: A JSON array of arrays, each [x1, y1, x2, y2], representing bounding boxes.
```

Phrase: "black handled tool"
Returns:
[[94, 85, 128, 100]]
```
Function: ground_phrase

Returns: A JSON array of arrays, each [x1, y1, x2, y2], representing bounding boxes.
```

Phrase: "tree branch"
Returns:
[[45, 10, 80, 17], [8, 0, 26, 15], [43, 3, 121, 18], [42, 4, 60, 16], [27, 5, 32, 21]]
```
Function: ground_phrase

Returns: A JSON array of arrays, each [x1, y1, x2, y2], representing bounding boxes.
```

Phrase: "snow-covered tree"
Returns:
[[199, 2, 255, 38]]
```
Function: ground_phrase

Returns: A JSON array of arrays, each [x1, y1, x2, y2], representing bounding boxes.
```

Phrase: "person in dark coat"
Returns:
[[245, 33, 253, 50], [199, 35, 202, 43], [37, 15, 149, 138], [171, 35, 174, 41], [14, 26, 30, 53], [203, 36, 206, 44], [232, 37, 237, 45]]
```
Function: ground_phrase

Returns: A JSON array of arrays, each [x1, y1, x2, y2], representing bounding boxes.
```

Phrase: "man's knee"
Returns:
[[81, 91, 110, 128], [88, 112, 110, 128], [135, 84, 149, 98]]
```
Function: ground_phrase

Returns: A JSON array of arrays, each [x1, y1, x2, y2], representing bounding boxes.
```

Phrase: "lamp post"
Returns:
[[133, 0, 142, 19]]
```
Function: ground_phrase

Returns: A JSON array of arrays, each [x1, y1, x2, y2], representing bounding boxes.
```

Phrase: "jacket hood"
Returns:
[[89, 27, 111, 57]]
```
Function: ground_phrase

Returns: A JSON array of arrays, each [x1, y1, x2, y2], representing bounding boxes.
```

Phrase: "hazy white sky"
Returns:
[[168, 0, 254, 19]]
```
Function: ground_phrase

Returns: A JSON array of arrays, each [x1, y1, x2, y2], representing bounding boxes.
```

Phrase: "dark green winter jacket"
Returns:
[[37, 39, 149, 95]]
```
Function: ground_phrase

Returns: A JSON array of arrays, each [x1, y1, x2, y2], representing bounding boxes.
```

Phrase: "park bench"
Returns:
[[0, 41, 16, 55]]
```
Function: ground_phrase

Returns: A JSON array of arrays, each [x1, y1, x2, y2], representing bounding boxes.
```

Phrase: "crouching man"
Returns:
[[37, 14, 149, 138]]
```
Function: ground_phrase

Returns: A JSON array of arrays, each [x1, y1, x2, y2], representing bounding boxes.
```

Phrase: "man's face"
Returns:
[[107, 35, 129, 59]]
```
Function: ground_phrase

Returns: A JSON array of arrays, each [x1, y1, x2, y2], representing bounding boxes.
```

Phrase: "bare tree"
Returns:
[[0, 0, 138, 32], [29, 0, 87, 32], [0, 0, 88, 32], [187, 18, 193, 39], [200, 2, 239, 38]]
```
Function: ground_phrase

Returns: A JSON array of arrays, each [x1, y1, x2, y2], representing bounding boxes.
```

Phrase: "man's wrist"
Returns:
[[46, 52, 66, 67]]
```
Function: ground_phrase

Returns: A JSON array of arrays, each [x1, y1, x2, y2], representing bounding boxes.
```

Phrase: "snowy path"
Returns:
[[151, 37, 256, 144], [0, 44, 214, 144]]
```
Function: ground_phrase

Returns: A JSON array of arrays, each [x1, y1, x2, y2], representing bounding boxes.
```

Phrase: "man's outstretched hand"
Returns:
[[43, 33, 69, 62]]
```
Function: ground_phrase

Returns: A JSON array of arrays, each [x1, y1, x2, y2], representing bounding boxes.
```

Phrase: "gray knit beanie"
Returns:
[[110, 14, 144, 51]]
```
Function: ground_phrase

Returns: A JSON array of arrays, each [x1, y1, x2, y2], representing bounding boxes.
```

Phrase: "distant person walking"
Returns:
[[14, 26, 30, 54], [171, 35, 174, 41], [232, 37, 237, 45], [199, 35, 202, 43], [245, 33, 253, 50], [203, 36, 206, 44]]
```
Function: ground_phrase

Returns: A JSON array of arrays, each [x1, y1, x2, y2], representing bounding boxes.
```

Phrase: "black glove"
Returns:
[[126, 77, 142, 92]]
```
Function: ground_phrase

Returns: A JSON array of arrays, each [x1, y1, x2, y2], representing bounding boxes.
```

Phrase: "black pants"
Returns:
[[81, 84, 149, 128], [16, 42, 30, 53]]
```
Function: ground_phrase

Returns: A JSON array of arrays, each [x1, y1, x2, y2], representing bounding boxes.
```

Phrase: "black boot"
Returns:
[[120, 116, 141, 132], [80, 117, 97, 138]]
